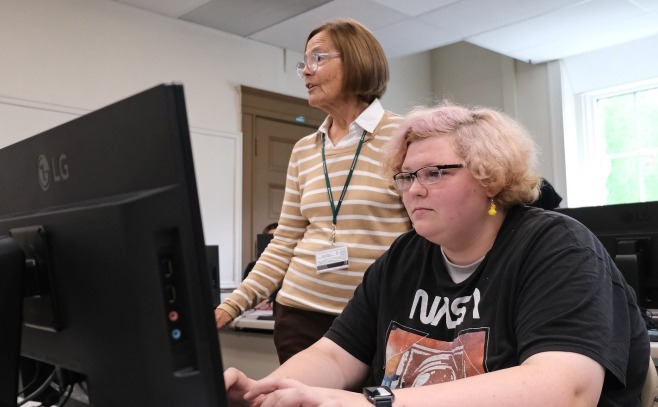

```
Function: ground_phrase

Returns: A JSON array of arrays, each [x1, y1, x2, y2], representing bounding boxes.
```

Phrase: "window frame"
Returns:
[[568, 77, 658, 207]]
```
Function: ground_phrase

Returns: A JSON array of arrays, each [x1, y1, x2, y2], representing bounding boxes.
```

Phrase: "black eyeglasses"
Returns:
[[393, 164, 464, 191]]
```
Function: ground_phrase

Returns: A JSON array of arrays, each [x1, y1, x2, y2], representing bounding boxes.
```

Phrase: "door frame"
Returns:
[[240, 86, 324, 271]]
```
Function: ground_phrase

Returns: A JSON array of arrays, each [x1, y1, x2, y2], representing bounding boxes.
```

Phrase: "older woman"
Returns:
[[215, 18, 411, 363], [224, 102, 649, 406]]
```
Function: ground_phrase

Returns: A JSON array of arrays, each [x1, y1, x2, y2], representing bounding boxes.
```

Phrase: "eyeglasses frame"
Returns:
[[296, 52, 341, 78], [393, 164, 464, 191]]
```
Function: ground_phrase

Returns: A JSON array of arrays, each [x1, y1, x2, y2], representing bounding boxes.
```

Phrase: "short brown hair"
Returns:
[[306, 18, 389, 103]]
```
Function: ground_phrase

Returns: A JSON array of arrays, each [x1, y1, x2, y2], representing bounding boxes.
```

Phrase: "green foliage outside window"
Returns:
[[598, 87, 658, 204]]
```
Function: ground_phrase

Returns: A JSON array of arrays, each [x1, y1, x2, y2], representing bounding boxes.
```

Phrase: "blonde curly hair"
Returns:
[[384, 101, 540, 206]]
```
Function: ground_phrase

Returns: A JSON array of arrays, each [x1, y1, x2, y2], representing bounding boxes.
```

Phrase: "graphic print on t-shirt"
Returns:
[[381, 322, 487, 389]]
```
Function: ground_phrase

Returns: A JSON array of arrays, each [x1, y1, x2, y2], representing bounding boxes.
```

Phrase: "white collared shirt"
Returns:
[[318, 99, 384, 149]]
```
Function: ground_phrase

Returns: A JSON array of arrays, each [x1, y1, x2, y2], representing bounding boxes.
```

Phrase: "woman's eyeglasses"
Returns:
[[393, 164, 464, 191], [296, 52, 341, 78]]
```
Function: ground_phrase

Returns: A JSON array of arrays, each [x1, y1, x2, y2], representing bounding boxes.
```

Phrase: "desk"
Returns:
[[219, 308, 278, 379], [230, 309, 275, 331]]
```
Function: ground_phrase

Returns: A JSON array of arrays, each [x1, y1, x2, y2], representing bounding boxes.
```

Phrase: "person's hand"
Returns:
[[215, 307, 234, 329], [224, 367, 261, 407], [245, 376, 366, 407]]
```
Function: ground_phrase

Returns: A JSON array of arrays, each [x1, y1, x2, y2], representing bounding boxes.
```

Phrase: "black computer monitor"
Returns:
[[0, 84, 227, 406], [256, 233, 275, 260], [206, 245, 221, 308], [557, 201, 658, 311]]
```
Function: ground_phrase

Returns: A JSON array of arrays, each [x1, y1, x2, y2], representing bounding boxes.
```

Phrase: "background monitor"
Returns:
[[0, 84, 227, 406], [206, 245, 221, 308], [557, 201, 658, 312], [256, 233, 275, 260]]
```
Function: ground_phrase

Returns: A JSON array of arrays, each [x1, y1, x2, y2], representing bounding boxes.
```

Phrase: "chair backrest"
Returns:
[[641, 357, 658, 407]]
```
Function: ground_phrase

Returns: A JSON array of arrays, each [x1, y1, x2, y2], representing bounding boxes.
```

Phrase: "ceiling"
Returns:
[[110, 0, 658, 63]]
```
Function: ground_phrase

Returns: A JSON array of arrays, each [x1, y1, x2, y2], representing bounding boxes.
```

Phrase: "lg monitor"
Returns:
[[557, 201, 658, 312], [0, 84, 227, 406]]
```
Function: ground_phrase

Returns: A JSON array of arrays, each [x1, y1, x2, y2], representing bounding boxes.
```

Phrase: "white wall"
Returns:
[[430, 42, 515, 111], [429, 42, 566, 198], [387, 51, 433, 114], [0, 0, 431, 287], [515, 60, 565, 198]]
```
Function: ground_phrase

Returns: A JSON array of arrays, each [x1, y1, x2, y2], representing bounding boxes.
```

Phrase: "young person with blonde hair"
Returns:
[[224, 101, 649, 406]]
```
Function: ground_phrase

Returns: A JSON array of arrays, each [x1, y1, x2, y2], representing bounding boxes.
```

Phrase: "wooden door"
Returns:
[[252, 117, 315, 240], [241, 87, 324, 272]]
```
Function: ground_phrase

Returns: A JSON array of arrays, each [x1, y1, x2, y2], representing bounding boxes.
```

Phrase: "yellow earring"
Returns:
[[488, 199, 497, 216]]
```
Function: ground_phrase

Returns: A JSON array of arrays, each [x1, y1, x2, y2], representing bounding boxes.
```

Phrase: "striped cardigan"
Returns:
[[219, 111, 411, 317]]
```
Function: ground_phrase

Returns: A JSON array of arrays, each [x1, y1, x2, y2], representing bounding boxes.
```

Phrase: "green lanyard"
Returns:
[[321, 130, 367, 243]]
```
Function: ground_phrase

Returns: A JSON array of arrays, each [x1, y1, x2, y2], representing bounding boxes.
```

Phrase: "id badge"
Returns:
[[316, 245, 349, 273]]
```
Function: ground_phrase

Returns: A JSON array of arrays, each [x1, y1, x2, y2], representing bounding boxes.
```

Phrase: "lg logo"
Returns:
[[38, 154, 69, 191]]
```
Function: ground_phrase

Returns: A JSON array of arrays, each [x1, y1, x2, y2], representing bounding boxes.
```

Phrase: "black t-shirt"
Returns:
[[325, 205, 649, 406]]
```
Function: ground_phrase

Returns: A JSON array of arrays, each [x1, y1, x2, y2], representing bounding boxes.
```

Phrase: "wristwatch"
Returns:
[[363, 386, 394, 406]]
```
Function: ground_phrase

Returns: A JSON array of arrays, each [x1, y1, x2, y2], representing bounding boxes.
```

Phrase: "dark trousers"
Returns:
[[273, 302, 336, 364]]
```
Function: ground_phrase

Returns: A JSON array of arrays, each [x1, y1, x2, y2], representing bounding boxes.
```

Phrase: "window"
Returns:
[[569, 79, 658, 207]]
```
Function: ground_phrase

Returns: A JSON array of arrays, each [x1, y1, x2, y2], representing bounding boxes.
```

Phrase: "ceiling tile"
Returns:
[[418, 0, 585, 37], [116, 0, 211, 17], [633, 0, 658, 12], [370, 0, 460, 17], [372, 19, 461, 58], [467, 0, 650, 62], [102, 0, 658, 63], [181, 0, 332, 37], [504, 13, 658, 63], [248, 0, 406, 52]]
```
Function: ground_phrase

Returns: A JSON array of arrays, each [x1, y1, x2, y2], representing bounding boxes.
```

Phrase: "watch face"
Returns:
[[363, 386, 393, 402]]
